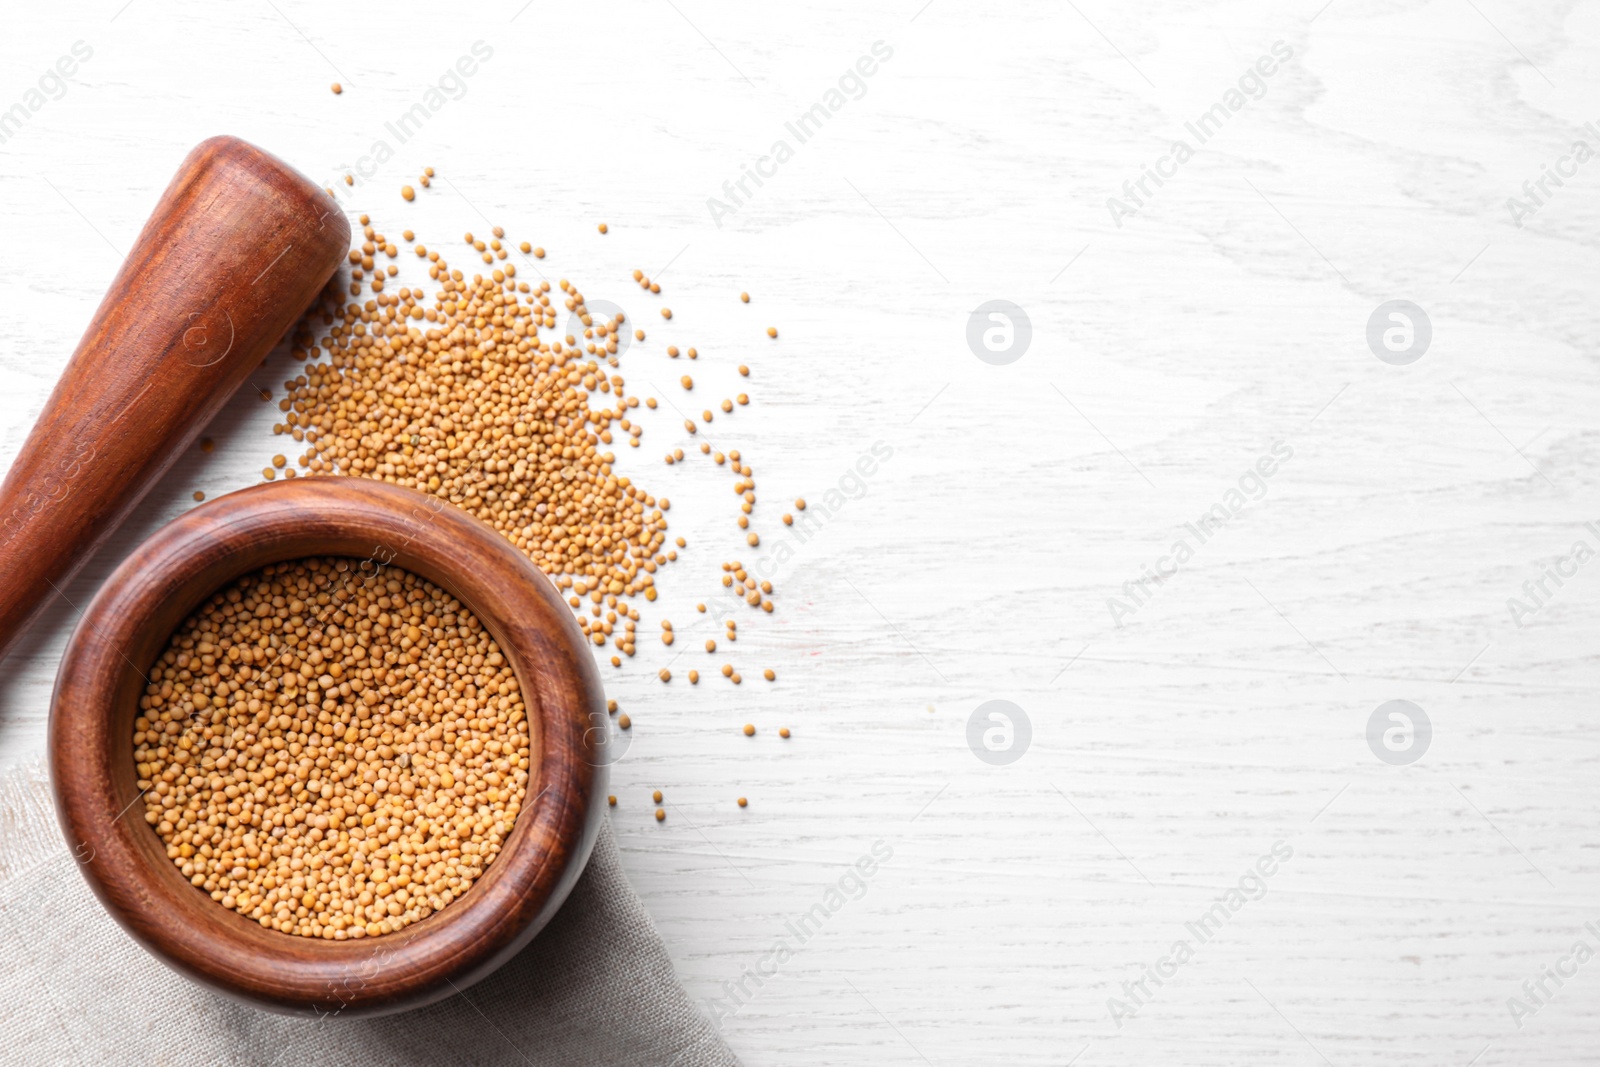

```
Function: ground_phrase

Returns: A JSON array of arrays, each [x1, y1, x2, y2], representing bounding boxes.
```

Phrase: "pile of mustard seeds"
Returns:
[[270, 213, 780, 678], [135, 557, 531, 940]]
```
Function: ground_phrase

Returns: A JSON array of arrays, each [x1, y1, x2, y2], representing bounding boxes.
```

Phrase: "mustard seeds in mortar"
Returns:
[[134, 556, 531, 940]]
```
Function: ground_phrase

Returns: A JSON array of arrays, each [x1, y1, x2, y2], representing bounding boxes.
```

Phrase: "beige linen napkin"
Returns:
[[0, 761, 737, 1067]]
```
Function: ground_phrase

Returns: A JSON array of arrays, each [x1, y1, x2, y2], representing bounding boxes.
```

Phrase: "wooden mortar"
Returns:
[[49, 478, 608, 1016]]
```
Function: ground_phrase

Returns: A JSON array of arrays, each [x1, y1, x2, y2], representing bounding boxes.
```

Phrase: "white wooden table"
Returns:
[[3, 0, 1598, 1062]]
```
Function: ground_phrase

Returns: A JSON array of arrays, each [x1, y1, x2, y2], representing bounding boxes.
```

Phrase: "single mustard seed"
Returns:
[[779, 727, 790, 738], [763, 669, 776, 681], [742, 723, 755, 736], [654, 808, 665, 822], [795, 498, 807, 510], [609, 795, 617, 807], [652, 790, 663, 803], [688, 670, 699, 683], [740, 292, 750, 303], [331, 82, 342, 94], [619, 714, 632, 730], [598, 223, 608, 234], [659, 669, 671, 682], [401, 185, 415, 201], [192, 491, 205, 502], [766, 327, 777, 338], [739, 365, 749, 376], [661, 308, 672, 319], [737, 796, 748, 807]]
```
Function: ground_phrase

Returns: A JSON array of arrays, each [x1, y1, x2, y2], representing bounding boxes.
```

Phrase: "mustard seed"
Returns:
[[737, 796, 748, 807], [763, 669, 775, 681], [654, 808, 665, 822], [136, 557, 530, 940], [619, 714, 632, 729], [652, 790, 663, 803], [598, 223, 609, 234], [740, 292, 749, 303], [609, 795, 617, 806], [742, 723, 755, 736], [766, 327, 777, 338], [401, 185, 415, 201], [331, 82, 343, 94]]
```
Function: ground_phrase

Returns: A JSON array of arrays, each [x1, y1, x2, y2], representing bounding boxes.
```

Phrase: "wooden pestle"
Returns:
[[0, 136, 349, 664]]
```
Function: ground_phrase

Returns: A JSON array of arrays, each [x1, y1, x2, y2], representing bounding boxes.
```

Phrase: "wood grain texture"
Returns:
[[1, 0, 1599, 1062], [0, 136, 348, 664], [48, 478, 606, 1016]]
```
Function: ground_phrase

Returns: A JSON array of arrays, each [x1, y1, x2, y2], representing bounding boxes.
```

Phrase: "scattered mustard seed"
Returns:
[[401, 185, 415, 201], [742, 723, 755, 736]]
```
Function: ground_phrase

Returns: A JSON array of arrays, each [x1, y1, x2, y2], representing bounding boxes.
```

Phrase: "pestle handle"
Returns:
[[0, 136, 349, 664]]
